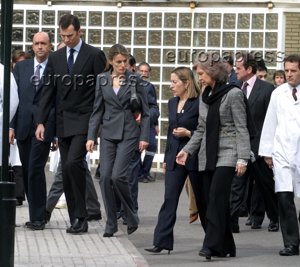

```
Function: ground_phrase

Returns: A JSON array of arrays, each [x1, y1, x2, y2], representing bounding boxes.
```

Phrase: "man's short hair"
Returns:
[[236, 52, 257, 74], [138, 61, 151, 72], [59, 14, 80, 31], [284, 54, 300, 69]]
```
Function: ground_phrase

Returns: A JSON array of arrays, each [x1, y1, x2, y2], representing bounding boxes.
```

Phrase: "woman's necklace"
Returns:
[[177, 98, 187, 113]]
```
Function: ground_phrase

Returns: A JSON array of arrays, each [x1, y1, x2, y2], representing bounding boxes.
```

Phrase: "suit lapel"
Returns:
[[103, 72, 124, 109], [72, 42, 89, 75], [170, 97, 179, 120], [25, 59, 36, 96], [117, 71, 131, 99]]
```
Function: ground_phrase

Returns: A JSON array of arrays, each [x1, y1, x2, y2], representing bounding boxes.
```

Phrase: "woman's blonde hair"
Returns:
[[171, 66, 201, 99]]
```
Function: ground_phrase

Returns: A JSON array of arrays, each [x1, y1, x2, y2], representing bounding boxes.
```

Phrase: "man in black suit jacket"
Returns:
[[36, 14, 106, 234], [11, 31, 55, 230], [230, 52, 278, 233]]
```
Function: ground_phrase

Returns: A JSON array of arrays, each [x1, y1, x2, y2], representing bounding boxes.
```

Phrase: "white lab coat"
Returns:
[[259, 83, 300, 197], [0, 63, 19, 164]]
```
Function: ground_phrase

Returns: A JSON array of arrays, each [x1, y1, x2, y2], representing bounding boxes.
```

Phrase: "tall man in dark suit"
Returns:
[[230, 52, 278, 233], [11, 32, 55, 230], [36, 14, 106, 234]]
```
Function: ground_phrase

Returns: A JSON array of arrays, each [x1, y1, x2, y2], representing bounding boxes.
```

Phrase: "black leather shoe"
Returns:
[[279, 246, 299, 256], [26, 221, 45, 230], [268, 221, 279, 232], [16, 199, 23, 206], [87, 213, 102, 221], [127, 225, 138, 235], [66, 218, 88, 234], [145, 246, 171, 254], [103, 232, 114, 238], [245, 217, 252, 226], [251, 222, 262, 229], [199, 248, 212, 260], [45, 211, 52, 223], [231, 223, 240, 233]]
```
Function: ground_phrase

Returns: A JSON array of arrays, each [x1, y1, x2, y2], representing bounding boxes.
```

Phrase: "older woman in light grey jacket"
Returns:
[[176, 52, 250, 260]]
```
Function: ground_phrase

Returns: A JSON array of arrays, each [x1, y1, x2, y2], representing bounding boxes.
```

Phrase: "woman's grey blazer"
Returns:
[[183, 87, 250, 171], [87, 70, 150, 142]]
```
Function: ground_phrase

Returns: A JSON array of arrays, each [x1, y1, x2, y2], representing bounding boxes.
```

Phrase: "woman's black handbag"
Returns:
[[130, 77, 142, 113]]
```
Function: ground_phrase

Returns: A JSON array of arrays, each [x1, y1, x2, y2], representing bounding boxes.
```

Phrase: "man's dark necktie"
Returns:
[[67, 48, 75, 74], [242, 82, 248, 97], [293, 88, 297, 101], [34, 64, 41, 89]]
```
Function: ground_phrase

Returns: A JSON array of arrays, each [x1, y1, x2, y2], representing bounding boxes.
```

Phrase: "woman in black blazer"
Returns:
[[145, 67, 201, 254]]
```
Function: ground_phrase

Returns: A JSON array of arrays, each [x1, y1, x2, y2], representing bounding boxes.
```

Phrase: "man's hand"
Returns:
[[176, 150, 188, 165], [264, 157, 273, 169], [139, 141, 148, 152], [155, 125, 160, 135], [9, 129, 15, 144], [86, 140, 94, 153], [35, 124, 45, 141]]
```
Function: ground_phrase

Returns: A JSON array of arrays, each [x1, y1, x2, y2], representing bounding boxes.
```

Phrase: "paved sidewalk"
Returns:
[[14, 202, 148, 267]]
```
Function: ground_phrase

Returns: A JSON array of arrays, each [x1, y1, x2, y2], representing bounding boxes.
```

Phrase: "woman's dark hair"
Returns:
[[272, 69, 286, 82], [105, 44, 129, 71], [128, 54, 136, 68]]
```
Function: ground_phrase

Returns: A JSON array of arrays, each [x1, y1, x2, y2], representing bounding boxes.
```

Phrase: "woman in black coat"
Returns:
[[145, 66, 202, 254]]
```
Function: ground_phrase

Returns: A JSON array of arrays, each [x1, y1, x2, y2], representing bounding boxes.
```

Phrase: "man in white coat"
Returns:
[[259, 54, 300, 256], [0, 63, 19, 164]]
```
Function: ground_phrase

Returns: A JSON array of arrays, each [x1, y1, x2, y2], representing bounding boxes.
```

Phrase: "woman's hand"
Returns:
[[139, 141, 148, 152], [86, 140, 94, 153], [173, 127, 191, 138], [235, 163, 247, 177], [176, 150, 188, 165]]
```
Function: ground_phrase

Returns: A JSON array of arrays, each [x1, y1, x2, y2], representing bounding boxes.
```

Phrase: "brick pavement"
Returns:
[[14, 203, 148, 267]]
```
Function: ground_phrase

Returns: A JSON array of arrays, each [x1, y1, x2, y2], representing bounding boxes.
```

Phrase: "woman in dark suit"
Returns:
[[176, 53, 251, 259], [145, 67, 201, 254], [86, 44, 150, 237]]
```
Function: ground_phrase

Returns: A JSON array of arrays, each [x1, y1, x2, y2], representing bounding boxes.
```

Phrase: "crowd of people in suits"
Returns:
[[2, 12, 300, 262]]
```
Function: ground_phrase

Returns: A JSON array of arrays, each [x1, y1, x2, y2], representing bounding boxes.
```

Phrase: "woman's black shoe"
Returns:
[[103, 232, 114, 238], [145, 246, 171, 254], [199, 248, 212, 260]]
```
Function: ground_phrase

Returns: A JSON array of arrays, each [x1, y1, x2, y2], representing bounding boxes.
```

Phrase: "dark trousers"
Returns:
[[153, 164, 200, 250], [46, 159, 100, 215], [202, 167, 236, 255], [277, 192, 300, 248], [13, 166, 25, 201], [18, 136, 51, 222], [230, 157, 278, 224], [139, 127, 157, 178], [59, 134, 88, 224], [127, 150, 141, 213]]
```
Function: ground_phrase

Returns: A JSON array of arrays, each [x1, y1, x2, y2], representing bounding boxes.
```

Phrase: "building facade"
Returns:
[[5, 0, 300, 166]]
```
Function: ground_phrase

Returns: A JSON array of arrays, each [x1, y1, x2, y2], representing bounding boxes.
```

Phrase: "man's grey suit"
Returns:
[[88, 70, 150, 235], [37, 42, 106, 223]]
